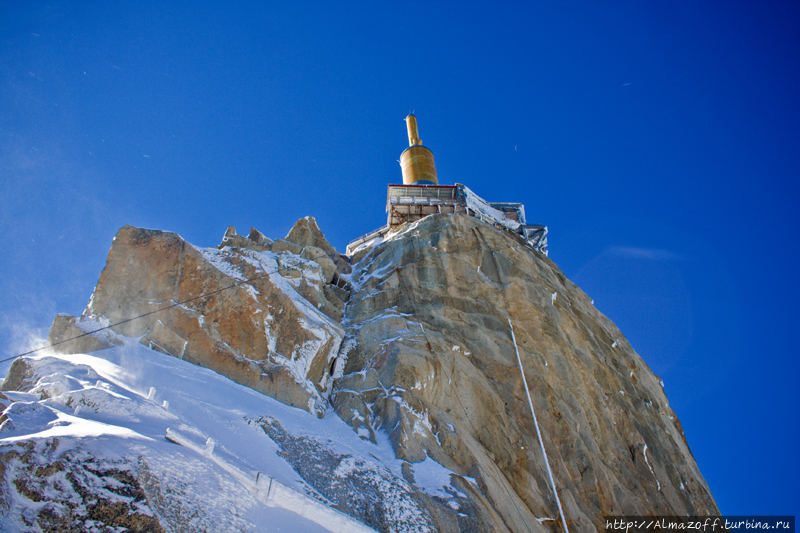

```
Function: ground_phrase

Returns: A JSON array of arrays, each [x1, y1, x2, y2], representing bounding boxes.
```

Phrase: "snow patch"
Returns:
[[412, 457, 465, 500], [0, 342, 422, 531], [642, 444, 661, 491], [461, 185, 521, 231]]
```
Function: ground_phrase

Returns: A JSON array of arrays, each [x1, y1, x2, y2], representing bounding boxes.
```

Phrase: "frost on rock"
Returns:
[[332, 336, 358, 379], [643, 444, 661, 491], [252, 415, 437, 533], [88, 225, 349, 416], [0, 438, 164, 533], [461, 185, 521, 232]]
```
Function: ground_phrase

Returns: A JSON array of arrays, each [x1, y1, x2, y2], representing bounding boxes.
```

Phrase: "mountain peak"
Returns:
[[1, 213, 718, 531]]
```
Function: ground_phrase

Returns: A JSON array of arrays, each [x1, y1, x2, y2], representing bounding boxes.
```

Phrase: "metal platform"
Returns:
[[386, 184, 463, 227], [346, 184, 547, 256]]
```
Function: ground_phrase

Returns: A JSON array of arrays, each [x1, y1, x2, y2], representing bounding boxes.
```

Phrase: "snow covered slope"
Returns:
[[0, 338, 464, 532]]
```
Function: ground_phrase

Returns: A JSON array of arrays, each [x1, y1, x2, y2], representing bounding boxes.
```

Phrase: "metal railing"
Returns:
[[346, 224, 390, 255]]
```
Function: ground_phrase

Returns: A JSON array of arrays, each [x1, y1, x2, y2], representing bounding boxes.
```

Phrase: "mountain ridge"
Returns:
[[1, 213, 719, 532]]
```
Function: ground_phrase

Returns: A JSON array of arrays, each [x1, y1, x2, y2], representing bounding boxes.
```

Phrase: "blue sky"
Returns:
[[2, 1, 798, 517]]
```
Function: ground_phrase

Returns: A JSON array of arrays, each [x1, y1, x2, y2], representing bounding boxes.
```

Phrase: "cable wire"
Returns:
[[0, 249, 334, 365], [509, 318, 569, 532]]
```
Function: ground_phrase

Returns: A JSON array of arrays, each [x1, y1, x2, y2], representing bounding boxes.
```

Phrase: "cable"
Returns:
[[509, 318, 569, 532], [417, 322, 533, 531], [0, 249, 334, 365]]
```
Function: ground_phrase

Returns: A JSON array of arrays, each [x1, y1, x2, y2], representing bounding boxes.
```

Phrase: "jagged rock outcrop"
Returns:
[[219, 225, 273, 251], [45, 313, 123, 355], [75, 220, 349, 416], [332, 213, 719, 531]]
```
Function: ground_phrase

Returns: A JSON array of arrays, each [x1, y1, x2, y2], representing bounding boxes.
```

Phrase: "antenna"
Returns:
[[399, 114, 437, 185]]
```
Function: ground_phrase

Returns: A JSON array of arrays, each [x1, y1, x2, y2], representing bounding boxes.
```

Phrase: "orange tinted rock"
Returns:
[[85, 225, 344, 416]]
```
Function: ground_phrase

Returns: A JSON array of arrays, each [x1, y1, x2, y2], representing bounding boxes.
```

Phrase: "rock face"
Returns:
[[79, 220, 348, 416], [9, 212, 718, 531], [0, 439, 164, 532], [46, 313, 122, 354], [333, 214, 718, 531]]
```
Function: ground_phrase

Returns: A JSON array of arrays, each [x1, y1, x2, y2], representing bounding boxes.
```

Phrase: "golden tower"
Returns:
[[400, 114, 438, 185]]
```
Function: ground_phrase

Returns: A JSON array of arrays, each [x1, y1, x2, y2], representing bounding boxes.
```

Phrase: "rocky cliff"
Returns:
[[1, 213, 719, 532], [56, 218, 351, 416], [334, 214, 718, 530]]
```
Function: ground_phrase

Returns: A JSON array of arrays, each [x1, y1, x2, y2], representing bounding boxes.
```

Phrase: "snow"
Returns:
[[349, 260, 397, 295], [642, 444, 661, 491], [199, 247, 250, 282], [461, 186, 521, 232], [331, 336, 357, 379], [165, 428, 375, 533], [411, 457, 466, 500], [0, 342, 393, 531], [0, 337, 472, 531], [347, 234, 385, 256], [194, 245, 344, 408], [0, 406, 146, 443]]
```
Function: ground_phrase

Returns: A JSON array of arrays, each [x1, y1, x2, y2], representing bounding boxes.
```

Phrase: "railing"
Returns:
[[386, 184, 459, 209], [346, 224, 390, 255], [347, 183, 547, 256]]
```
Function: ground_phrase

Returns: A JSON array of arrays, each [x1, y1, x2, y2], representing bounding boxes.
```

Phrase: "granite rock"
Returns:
[[331, 213, 719, 531], [82, 225, 345, 416]]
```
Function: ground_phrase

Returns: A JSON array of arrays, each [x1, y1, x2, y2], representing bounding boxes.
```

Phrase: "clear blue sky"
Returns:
[[2, 1, 798, 517]]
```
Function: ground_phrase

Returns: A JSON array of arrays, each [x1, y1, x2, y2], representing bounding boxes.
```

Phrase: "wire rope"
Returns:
[[509, 318, 569, 532], [0, 249, 333, 365]]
